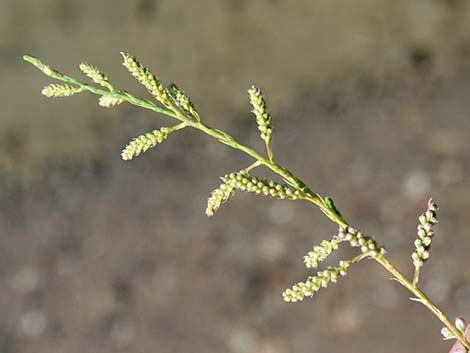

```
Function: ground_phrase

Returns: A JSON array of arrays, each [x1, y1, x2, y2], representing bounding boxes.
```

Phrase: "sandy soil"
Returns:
[[2, 1, 470, 352]]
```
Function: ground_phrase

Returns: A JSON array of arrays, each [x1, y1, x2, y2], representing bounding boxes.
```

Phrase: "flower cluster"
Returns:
[[41, 83, 82, 97], [121, 52, 170, 105], [337, 226, 386, 257], [222, 172, 302, 200], [303, 236, 344, 269], [79, 62, 113, 90], [248, 86, 272, 143], [206, 182, 235, 217], [121, 127, 170, 161], [283, 260, 351, 302], [24, 51, 470, 351], [412, 198, 438, 268], [167, 83, 199, 120], [98, 96, 124, 108]]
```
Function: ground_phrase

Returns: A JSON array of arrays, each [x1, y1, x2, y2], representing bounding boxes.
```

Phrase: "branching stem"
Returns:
[[23, 55, 348, 227], [24, 54, 468, 350], [373, 255, 469, 350]]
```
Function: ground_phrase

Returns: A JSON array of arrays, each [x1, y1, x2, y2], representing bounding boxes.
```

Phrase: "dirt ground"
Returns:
[[2, 1, 470, 352]]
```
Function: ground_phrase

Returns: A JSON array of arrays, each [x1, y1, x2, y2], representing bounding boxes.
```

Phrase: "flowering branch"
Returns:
[[23, 53, 469, 351]]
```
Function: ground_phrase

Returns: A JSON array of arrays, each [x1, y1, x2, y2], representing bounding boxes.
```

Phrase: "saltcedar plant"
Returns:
[[24, 53, 469, 351]]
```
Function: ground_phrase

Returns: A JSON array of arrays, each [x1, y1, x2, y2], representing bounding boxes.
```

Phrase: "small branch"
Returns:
[[265, 136, 274, 162], [350, 251, 372, 264], [241, 161, 262, 173], [413, 267, 421, 287], [373, 255, 470, 350]]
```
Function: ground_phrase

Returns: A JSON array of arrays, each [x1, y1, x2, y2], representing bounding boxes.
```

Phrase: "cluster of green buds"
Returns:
[[79, 62, 114, 90], [222, 172, 302, 200], [412, 198, 438, 268], [303, 236, 344, 269], [167, 83, 200, 121], [121, 127, 171, 161], [284, 226, 386, 303], [120, 52, 171, 107], [283, 260, 350, 302], [205, 182, 236, 217], [248, 86, 272, 142], [337, 227, 386, 257], [41, 83, 83, 97]]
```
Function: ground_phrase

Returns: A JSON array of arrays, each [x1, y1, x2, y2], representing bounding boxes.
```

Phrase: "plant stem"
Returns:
[[413, 267, 421, 287], [24, 55, 349, 227], [25, 54, 468, 350], [373, 255, 469, 350]]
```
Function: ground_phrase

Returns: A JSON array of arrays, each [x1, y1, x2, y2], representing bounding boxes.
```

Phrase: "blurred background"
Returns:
[[2, 0, 470, 352]]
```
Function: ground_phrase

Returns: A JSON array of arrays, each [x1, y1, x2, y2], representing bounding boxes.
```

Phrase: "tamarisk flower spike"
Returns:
[[167, 83, 200, 121], [412, 198, 438, 285], [337, 226, 386, 257], [121, 127, 171, 160], [42, 83, 83, 97], [79, 62, 114, 91], [283, 260, 351, 302], [222, 172, 302, 200], [303, 236, 344, 269], [120, 52, 171, 107], [206, 182, 235, 217], [248, 85, 272, 144]]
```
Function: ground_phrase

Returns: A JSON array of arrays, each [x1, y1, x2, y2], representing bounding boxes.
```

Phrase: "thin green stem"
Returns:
[[169, 122, 188, 133], [350, 251, 372, 264], [265, 136, 274, 162], [25, 54, 467, 350], [241, 161, 262, 173], [373, 255, 469, 350], [413, 267, 421, 287]]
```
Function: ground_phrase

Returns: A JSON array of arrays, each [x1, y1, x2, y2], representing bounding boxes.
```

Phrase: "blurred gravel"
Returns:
[[2, 1, 470, 353]]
